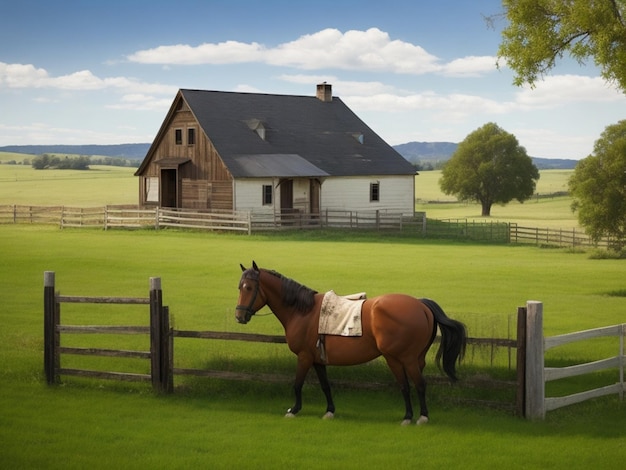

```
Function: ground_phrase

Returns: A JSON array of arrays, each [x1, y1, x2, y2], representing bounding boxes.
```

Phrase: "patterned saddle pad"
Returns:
[[318, 290, 367, 337]]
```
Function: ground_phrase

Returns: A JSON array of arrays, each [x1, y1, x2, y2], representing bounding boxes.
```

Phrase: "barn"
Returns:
[[135, 84, 417, 219]]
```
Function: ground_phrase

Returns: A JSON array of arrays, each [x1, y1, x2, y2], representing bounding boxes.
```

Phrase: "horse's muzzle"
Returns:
[[235, 307, 253, 324]]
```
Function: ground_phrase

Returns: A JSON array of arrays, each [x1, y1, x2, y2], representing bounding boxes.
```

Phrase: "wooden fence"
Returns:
[[4, 204, 617, 247], [523, 301, 625, 420], [42, 275, 624, 418], [509, 224, 613, 249], [43, 272, 172, 393]]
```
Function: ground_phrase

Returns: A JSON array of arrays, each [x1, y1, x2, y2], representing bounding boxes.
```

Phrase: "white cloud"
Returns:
[[127, 40, 265, 65], [0, 62, 49, 87], [441, 56, 498, 77], [0, 61, 176, 95], [106, 93, 172, 111], [515, 74, 626, 109], [126, 27, 494, 76]]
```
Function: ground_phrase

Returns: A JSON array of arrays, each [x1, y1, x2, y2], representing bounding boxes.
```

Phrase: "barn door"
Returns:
[[279, 179, 294, 224], [309, 179, 320, 216], [280, 179, 293, 212], [160, 168, 178, 208]]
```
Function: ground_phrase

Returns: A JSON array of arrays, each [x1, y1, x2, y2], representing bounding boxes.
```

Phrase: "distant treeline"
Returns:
[[26, 154, 140, 169]]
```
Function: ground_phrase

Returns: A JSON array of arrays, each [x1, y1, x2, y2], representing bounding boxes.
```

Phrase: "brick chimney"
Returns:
[[316, 82, 332, 102]]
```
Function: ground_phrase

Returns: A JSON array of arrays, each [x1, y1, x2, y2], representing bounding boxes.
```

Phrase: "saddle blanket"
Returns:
[[318, 290, 367, 337]]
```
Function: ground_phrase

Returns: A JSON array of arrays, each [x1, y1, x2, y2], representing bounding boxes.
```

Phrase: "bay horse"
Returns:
[[236, 261, 466, 425]]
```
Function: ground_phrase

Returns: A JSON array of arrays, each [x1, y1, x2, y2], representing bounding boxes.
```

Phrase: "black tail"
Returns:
[[421, 298, 467, 382]]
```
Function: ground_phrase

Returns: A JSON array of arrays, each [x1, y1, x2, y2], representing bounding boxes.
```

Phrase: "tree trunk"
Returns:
[[481, 201, 492, 216]]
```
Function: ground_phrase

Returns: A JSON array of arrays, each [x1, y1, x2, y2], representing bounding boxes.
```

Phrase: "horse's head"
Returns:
[[236, 261, 266, 324]]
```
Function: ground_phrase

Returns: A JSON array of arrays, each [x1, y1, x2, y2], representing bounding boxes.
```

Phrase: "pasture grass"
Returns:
[[415, 170, 580, 229], [0, 163, 137, 206], [1, 225, 625, 468]]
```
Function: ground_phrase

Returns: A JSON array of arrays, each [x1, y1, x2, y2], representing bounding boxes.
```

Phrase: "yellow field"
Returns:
[[0, 163, 137, 206]]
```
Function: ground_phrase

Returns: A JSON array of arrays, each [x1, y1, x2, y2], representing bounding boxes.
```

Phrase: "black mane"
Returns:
[[266, 269, 318, 313]]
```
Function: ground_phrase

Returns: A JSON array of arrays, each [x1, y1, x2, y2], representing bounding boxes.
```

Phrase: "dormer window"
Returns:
[[246, 119, 266, 141]]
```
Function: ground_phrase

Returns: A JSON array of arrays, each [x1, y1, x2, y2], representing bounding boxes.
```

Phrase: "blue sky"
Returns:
[[1, 0, 624, 159]]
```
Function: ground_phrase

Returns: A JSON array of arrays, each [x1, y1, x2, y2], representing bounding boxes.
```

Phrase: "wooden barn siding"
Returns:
[[321, 175, 415, 215], [139, 103, 233, 209]]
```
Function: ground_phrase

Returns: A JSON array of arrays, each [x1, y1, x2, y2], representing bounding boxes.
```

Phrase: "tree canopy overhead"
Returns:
[[439, 123, 539, 216], [496, 0, 626, 91]]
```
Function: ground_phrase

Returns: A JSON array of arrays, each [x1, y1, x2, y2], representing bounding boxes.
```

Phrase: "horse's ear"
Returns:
[[252, 260, 259, 271], [240, 264, 246, 272]]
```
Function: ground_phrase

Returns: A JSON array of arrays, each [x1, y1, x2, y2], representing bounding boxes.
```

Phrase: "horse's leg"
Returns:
[[406, 355, 429, 425], [313, 363, 335, 419], [286, 357, 311, 418], [383, 356, 413, 425]]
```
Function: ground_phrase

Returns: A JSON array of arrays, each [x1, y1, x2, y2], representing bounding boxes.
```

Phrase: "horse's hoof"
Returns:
[[401, 419, 412, 426], [416, 415, 429, 425], [284, 412, 296, 418], [322, 412, 334, 420]]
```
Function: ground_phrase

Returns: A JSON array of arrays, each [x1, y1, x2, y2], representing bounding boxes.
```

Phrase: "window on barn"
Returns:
[[187, 128, 195, 145], [175, 129, 182, 145], [145, 177, 159, 203], [370, 182, 380, 202], [262, 185, 273, 205]]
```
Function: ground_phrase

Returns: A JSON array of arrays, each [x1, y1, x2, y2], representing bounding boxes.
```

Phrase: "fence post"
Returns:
[[149, 277, 163, 392], [43, 271, 59, 385], [525, 301, 545, 420], [515, 306, 527, 417], [160, 305, 173, 393]]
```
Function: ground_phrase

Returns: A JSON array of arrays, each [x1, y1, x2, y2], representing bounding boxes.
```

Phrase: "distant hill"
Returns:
[[393, 141, 459, 163], [392, 141, 578, 170], [0, 143, 150, 159], [1, 141, 578, 169]]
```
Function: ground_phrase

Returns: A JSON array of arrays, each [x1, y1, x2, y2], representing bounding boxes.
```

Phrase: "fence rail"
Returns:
[[44, 274, 624, 418], [43, 272, 172, 393], [524, 301, 625, 419], [510, 224, 613, 248], [7, 204, 616, 247]]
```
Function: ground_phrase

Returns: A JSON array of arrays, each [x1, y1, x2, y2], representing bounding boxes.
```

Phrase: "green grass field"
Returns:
[[1, 157, 624, 468], [0, 163, 137, 206], [415, 170, 580, 229], [1, 225, 624, 469]]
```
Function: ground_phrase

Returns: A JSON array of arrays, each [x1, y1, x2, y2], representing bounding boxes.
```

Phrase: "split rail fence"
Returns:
[[43, 274, 624, 418], [43, 272, 172, 393], [2, 204, 617, 247], [523, 301, 625, 420]]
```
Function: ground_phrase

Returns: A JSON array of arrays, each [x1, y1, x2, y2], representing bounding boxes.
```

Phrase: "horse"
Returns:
[[235, 261, 467, 425]]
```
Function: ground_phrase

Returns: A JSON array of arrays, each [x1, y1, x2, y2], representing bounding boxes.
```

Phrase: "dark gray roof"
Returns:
[[180, 89, 416, 178]]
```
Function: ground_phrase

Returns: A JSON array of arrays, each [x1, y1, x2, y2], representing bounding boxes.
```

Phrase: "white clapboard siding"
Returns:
[[234, 175, 415, 215], [321, 175, 414, 215]]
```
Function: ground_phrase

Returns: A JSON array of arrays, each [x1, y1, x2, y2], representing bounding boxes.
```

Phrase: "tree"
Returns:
[[495, 0, 626, 92], [439, 123, 539, 216], [569, 120, 626, 250]]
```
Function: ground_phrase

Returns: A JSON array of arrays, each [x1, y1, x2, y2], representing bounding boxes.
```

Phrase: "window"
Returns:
[[262, 185, 273, 205], [175, 129, 182, 145], [145, 177, 159, 203], [370, 182, 380, 202], [187, 128, 195, 145]]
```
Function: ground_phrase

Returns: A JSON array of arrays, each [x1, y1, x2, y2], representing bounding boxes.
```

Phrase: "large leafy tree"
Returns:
[[440, 123, 539, 216], [569, 120, 626, 249], [496, 0, 626, 91]]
